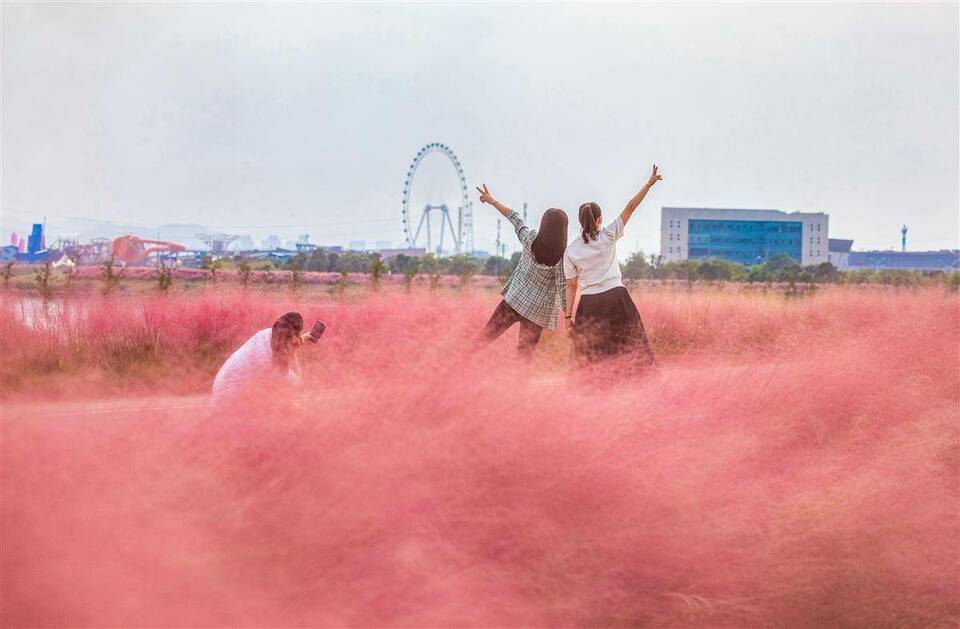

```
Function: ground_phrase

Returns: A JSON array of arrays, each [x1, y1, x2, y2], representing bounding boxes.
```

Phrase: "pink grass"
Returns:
[[1, 285, 958, 627]]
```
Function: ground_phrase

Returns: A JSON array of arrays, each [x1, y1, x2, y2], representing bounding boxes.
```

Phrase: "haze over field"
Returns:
[[3, 3, 958, 254], [3, 285, 958, 626]]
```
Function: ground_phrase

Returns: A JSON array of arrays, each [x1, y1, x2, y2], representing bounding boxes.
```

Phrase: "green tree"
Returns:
[[368, 252, 387, 290], [34, 262, 54, 300], [1, 262, 14, 290], [388, 254, 413, 274], [447, 254, 479, 290], [876, 269, 920, 286], [403, 264, 420, 291], [843, 268, 877, 285], [811, 262, 839, 283], [390, 255, 420, 291], [307, 249, 329, 272], [61, 264, 78, 290], [100, 257, 124, 293], [201, 255, 222, 282], [238, 262, 252, 287], [944, 271, 959, 292], [745, 264, 772, 283], [336, 251, 370, 274], [764, 253, 800, 281], [420, 253, 442, 290], [287, 255, 305, 292], [284, 252, 309, 272], [621, 251, 653, 280], [656, 259, 700, 281], [482, 256, 513, 277], [695, 258, 743, 282], [261, 266, 276, 284], [157, 265, 175, 292], [325, 252, 339, 272]]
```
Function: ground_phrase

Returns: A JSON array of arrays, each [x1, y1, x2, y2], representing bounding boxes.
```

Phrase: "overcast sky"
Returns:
[[3, 2, 958, 255]]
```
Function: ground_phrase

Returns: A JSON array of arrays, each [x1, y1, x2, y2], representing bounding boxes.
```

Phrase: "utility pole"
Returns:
[[495, 219, 501, 275]]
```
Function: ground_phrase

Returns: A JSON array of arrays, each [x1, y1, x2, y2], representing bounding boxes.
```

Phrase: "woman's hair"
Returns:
[[271, 311, 304, 370], [530, 208, 569, 266], [579, 202, 602, 243]]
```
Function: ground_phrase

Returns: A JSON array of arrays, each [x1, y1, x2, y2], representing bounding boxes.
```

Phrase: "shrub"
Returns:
[[1, 262, 14, 289], [100, 257, 125, 293], [238, 262, 252, 287], [33, 262, 54, 300], [157, 265, 175, 293], [368, 253, 387, 290]]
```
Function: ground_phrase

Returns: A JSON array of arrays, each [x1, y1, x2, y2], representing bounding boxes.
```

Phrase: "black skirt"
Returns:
[[573, 286, 654, 367]]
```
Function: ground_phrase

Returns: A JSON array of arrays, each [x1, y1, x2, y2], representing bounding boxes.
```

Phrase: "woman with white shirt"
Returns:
[[212, 311, 313, 407], [563, 165, 662, 366]]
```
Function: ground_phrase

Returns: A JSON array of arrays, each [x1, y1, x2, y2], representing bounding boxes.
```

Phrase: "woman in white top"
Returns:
[[212, 311, 310, 406], [563, 165, 662, 366]]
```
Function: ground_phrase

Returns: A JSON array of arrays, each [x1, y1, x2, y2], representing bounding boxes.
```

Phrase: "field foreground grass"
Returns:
[[2, 285, 958, 627]]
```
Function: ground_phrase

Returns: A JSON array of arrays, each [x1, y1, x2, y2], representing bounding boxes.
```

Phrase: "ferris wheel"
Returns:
[[401, 143, 474, 254]]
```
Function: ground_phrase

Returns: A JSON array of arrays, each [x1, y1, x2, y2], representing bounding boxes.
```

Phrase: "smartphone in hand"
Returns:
[[306, 320, 327, 343]]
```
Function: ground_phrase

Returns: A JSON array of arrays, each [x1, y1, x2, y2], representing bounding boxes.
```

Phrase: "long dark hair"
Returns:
[[530, 208, 568, 266], [271, 311, 303, 371], [579, 202, 602, 243]]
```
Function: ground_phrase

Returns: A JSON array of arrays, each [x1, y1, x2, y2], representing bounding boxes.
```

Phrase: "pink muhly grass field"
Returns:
[[2, 285, 958, 627]]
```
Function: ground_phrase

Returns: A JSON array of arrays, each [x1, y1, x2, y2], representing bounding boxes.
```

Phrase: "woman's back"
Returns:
[[564, 217, 624, 295], [501, 212, 566, 331], [212, 328, 273, 402]]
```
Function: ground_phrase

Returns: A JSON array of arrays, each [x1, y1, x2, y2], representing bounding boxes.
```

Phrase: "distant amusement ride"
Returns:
[[401, 143, 474, 255]]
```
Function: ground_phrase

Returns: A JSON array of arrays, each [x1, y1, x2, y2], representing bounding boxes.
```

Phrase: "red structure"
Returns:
[[111, 235, 186, 265]]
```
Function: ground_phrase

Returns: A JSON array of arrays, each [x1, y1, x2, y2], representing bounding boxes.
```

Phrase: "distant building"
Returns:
[[348, 240, 366, 251], [847, 249, 959, 272], [830, 238, 957, 271], [375, 240, 392, 250], [660, 207, 828, 266], [828, 239, 853, 269], [377, 247, 426, 259], [236, 235, 256, 251], [262, 235, 282, 250]]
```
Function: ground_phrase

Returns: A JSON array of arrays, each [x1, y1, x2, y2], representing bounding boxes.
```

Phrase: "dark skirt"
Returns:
[[573, 286, 654, 367]]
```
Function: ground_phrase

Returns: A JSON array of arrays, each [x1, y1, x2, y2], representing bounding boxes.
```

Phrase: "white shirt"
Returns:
[[212, 328, 300, 403], [563, 217, 625, 295]]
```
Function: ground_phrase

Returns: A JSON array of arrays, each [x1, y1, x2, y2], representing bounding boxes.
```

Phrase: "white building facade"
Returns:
[[660, 207, 829, 266]]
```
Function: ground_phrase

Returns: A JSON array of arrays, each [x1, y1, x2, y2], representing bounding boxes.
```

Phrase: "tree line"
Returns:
[[621, 252, 959, 288], [226, 248, 957, 289], [244, 249, 522, 280]]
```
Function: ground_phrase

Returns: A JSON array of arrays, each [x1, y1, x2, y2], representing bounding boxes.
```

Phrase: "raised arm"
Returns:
[[477, 184, 533, 244], [619, 165, 663, 227], [476, 184, 513, 217]]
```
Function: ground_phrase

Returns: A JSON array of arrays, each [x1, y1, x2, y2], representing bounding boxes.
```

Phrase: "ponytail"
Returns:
[[579, 202, 602, 243]]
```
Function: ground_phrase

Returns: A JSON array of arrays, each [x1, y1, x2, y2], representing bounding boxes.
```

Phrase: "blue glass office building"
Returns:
[[687, 219, 803, 265], [661, 207, 828, 266]]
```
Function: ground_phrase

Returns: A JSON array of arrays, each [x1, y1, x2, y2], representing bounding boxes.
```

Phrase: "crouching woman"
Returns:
[[212, 311, 312, 407]]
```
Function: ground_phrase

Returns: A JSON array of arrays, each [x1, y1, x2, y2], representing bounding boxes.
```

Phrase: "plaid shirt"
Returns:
[[501, 210, 566, 331]]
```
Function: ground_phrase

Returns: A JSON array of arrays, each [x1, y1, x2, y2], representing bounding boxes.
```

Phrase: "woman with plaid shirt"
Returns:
[[475, 184, 569, 356]]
